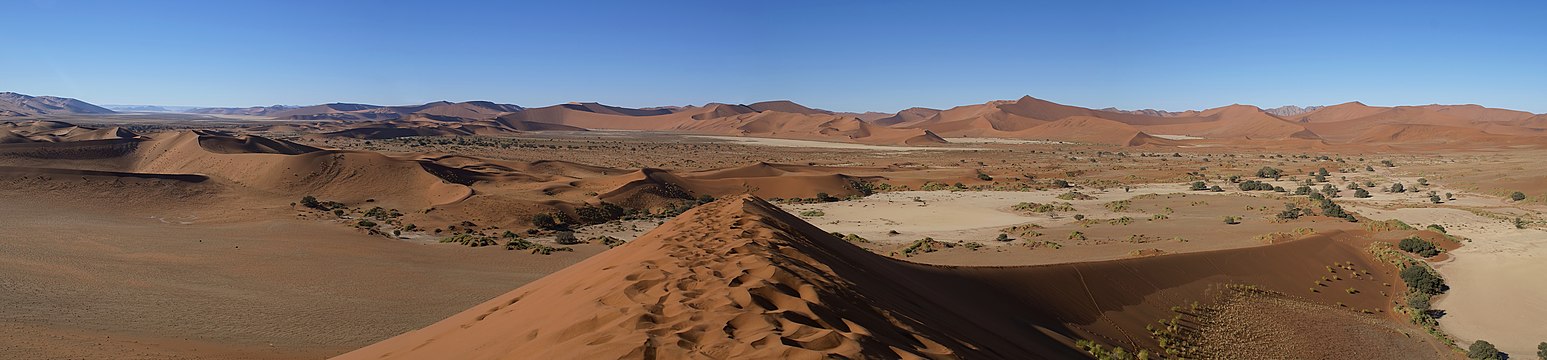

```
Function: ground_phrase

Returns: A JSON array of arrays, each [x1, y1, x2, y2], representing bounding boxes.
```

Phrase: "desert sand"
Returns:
[[4, 90, 1547, 359]]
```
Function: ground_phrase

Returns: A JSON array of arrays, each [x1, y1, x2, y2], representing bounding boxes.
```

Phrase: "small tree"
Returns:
[[1390, 183, 1405, 193], [1210, 185, 1224, 192], [554, 231, 581, 245], [1512, 191, 1528, 201], [1536, 341, 1546, 360], [1354, 188, 1371, 198], [1430, 194, 1442, 204], [1467, 340, 1502, 360], [1190, 181, 1208, 191], [1256, 166, 1283, 179], [1417, 178, 1429, 186], [1223, 216, 1240, 225]]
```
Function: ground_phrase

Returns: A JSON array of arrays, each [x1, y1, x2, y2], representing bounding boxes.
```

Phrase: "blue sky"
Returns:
[[3, 0, 1544, 113]]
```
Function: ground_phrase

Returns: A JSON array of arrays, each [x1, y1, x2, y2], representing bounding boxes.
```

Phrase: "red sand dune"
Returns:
[[338, 195, 1447, 359]]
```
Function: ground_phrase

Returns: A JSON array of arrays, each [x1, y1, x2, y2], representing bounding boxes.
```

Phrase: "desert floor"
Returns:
[[0, 195, 601, 359]]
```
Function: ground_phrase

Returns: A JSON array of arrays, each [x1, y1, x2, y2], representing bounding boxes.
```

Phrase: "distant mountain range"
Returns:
[[0, 92, 115, 116], [6, 91, 1545, 147]]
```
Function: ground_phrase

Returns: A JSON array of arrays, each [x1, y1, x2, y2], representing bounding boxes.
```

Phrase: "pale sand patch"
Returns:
[[1349, 205, 1547, 356], [687, 135, 984, 151], [777, 185, 1192, 245], [941, 137, 1071, 144]]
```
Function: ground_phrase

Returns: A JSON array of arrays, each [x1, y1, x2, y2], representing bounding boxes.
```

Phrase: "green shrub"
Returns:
[[1512, 191, 1528, 201], [1190, 181, 1208, 191], [799, 209, 826, 217], [1401, 265, 1446, 296], [1256, 166, 1283, 178], [1399, 237, 1439, 257], [356, 219, 377, 228], [1467, 340, 1502, 360]]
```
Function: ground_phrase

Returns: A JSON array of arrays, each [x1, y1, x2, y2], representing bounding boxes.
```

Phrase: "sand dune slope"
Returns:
[[339, 195, 1446, 360]]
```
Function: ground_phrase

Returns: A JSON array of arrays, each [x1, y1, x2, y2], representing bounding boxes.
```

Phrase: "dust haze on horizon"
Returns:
[[3, 0, 1546, 113]]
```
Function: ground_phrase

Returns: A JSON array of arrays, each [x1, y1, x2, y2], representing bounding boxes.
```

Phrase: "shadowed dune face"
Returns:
[[338, 195, 1448, 359]]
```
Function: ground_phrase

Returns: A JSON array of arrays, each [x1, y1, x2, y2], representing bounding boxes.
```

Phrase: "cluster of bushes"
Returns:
[[1237, 180, 1276, 191], [798, 209, 826, 217], [1012, 202, 1075, 213], [440, 233, 499, 247], [1056, 191, 1096, 200], [1309, 193, 1357, 222], [298, 195, 345, 211], [1277, 203, 1305, 220], [590, 235, 625, 248], [1398, 236, 1440, 257]]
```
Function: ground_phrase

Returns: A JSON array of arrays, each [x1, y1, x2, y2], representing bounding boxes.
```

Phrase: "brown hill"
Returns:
[[746, 100, 831, 115], [337, 195, 1449, 359], [869, 107, 941, 126], [1010, 116, 1165, 146], [0, 92, 115, 116], [894, 96, 1318, 142]]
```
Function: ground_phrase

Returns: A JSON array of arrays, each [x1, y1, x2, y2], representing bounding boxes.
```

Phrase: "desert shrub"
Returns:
[[1057, 191, 1095, 200], [1238, 180, 1275, 191], [1512, 191, 1528, 201], [1390, 183, 1405, 193], [1255, 166, 1283, 178], [1417, 178, 1429, 186], [590, 236, 625, 248], [1277, 203, 1304, 220], [1223, 216, 1240, 225], [697, 194, 716, 204], [554, 231, 581, 245], [799, 209, 826, 217], [531, 213, 560, 230], [1104, 200, 1132, 212], [1190, 181, 1208, 191], [1293, 186, 1312, 195], [1381, 159, 1395, 167], [441, 233, 498, 247], [1537, 342, 1546, 360], [1430, 194, 1442, 203], [1467, 340, 1502, 360], [996, 233, 1010, 242], [1013, 201, 1075, 213], [1069, 231, 1086, 241], [300, 195, 321, 209], [815, 192, 840, 202], [843, 233, 870, 243], [1404, 237, 1435, 258], [1052, 179, 1072, 188], [977, 172, 993, 181], [356, 219, 377, 228], [1426, 224, 1446, 233], [1401, 265, 1446, 296], [1354, 188, 1371, 198]]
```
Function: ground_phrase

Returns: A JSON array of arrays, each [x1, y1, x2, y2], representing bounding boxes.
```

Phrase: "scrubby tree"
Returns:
[[1536, 341, 1546, 360], [531, 213, 560, 230], [1467, 340, 1502, 360], [1401, 265, 1446, 296], [1317, 167, 1330, 177], [1354, 188, 1371, 198], [1390, 183, 1405, 193], [1417, 178, 1429, 186], [1210, 185, 1224, 192], [1512, 191, 1528, 201], [1190, 181, 1208, 191], [1430, 194, 1443, 204], [1399, 236, 1440, 257], [1255, 166, 1283, 179]]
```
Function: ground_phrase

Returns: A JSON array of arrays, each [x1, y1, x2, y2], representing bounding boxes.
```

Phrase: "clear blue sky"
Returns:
[[3, 0, 1544, 113]]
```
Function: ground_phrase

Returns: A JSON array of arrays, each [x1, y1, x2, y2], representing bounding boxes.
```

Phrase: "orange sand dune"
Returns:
[[897, 96, 1319, 142], [339, 195, 1447, 359]]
